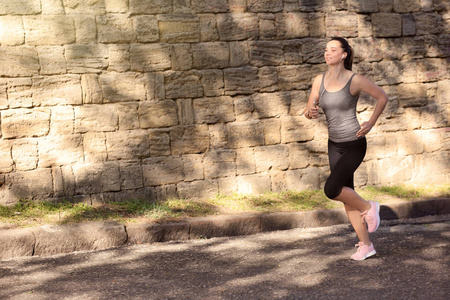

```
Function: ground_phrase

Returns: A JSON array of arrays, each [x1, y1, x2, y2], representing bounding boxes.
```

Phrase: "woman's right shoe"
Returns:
[[351, 241, 376, 261], [361, 200, 380, 233]]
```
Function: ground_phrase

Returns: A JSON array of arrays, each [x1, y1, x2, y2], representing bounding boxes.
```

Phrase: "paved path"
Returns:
[[1, 215, 449, 300]]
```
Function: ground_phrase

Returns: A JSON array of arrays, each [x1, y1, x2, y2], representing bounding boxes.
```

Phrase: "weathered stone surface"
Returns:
[[236, 148, 255, 175], [262, 118, 281, 145], [106, 130, 150, 160], [171, 44, 193, 71], [258, 66, 278, 93], [38, 135, 84, 168], [165, 71, 203, 99], [0, 142, 13, 173], [178, 179, 218, 200], [199, 14, 219, 41], [278, 65, 311, 90], [159, 14, 200, 43], [81, 74, 102, 104], [126, 223, 162, 244], [192, 42, 230, 69], [143, 157, 184, 186], [24, 16, 75, 45], [139, 100, 179, 129], [119, 161, 144, 190], [0, 16, 25, 46], [254, 145, 289, 172], [326, 12, 358, 37], [2, 108, 51, 139], [372, 13, 402, 37], [6, 78, 33, 108], [0, 228, 35, 260], [0, 46, 39, 77], [234, 96, 254, 121], [33, 75, 82, 106], [286, 168, 321, 191], [217, 13, 259, 41], [107, 44, 130, 72], [253, 92, 290, 118], [65, 44, 109, 73], [73, 162, 121, 194], [130, 0, 172, 14], [200, 69, 224, 96], [117, 103, 140, 130], [0, 0, 41, 15], [227, 121, 265, 148], [393, 0, 421, 13], [224, 67, 259, 95], [49, 106, 74, 136], [37, 46, 67, 75], [209, 123, 228, 149], [281, 116, 314, 143], [32, 222, 126, 256], [204, 149, 236, 179], [75, 105, 118, 133], [83, 132, 107, 162], [170, 125, 209, 155], [97, 14, 135, 43], [347, 0, 378, 12], [397, 83, 428, 107], [189, 214, 261, 239], [130, 44, 172, 72], [100, 72, 146, 102], [249, 41, 284, 66], [289, 143, 309, 170], [277, 13, 309, 38], [183, 154, 204, 182], [73, 15, 97, 44], [5, 169, 53, 200], [12, 139, 38, 171], [229, 41, 250, 67], [193, 96, 235, 124]]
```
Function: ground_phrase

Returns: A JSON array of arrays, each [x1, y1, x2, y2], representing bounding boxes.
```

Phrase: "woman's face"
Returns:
[[324, 40, 345, 65]]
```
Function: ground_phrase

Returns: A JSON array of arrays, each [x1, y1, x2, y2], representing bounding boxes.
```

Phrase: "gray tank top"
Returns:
[[319, 73, 361, 143]]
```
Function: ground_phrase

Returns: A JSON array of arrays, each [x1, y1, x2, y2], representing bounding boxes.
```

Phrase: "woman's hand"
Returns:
[[305, 105, 319, 119], [357, 121, 374, 137]]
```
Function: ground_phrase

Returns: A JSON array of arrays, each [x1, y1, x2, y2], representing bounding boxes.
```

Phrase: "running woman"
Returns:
[[304, 37, 388, 260]]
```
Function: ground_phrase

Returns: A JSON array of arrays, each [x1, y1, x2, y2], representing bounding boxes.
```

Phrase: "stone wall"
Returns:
[[0, 0, 448, 205]]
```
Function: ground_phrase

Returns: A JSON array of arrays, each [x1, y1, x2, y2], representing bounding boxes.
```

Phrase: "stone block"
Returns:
[[204, 149, 236, 179], [81, 74, 102, 104], [107, 44, 130, 72], [32, 222, 126, 257], [65, 44, 109, 74], [37, 46, 67, 75], [143, 157, 184, 186], [0, 228, 35, 260], [276, 13, 309, 39], [192, 42, 230, 69], [236, 148, 255, 175], [6, 78, 33, 108], [289, 90, 308, 116], [189, 214, 262, 239], [73, 162, 121, 194], [0, 141, 13, 173], [139, 100, 179, 129], [160, 222, 191, 242], [0, 0, 41, 15], [227, 121, 265, 148], [183, 154, 204, 182], [52, 165, 76, 197], [200, 69, 224, 97], [372, 61, 403, 85], [281, 116, 314, 143], [393, 0, 421, 12], [217, 13, 259, 41], [130, 0, 172, 14], [402, 14, 416, 36], [126, 223, 163, 244], [73, 15, 97, 44], [165, 71, 203, 99], [377, 156, 414, 185], [0, 46, 39, 77], [170, 44, 193, 71], [278, 65, 312, 90], [249, 41, 284, 66], [105, 0, 128, 13], [259, 13, 277, 39], [397, 83, 428, 108], [415, 13, 444, 36], [97, 14, 135, 43], [347, 0, 378, 12], [117, 103, 140, 130], [224, 67, 259, 95], [178, 179, 218, 199], [12, 139, 38, 171], [247, 0, 282, 12], [254, 145, 289, 172], [372, 13, 402, 37], [158, 14, 200, 43], [262, 118, 281, 145], [396, 131, 424, 156], [417, 59, 448, 83], [49, 106, 74, 136], [5, 169, 53, 200], [176, 99, 194, 125], [106, 130, 151, 160], [326, 12, 358, 37], [75, 105, 118, 133], [258, 66, 278, 93], [209, 123, 229, 149], [236, 173, 272, 194], [234, 96, 254, 122], [83, 132, 107, 162], [193, 96, 235, 124], [0, 16, 24, 46], [148, 129, 171, 157], [38, 135, 84, 168], [309, 13, 326, 38], [289, 143, 309, 170], [130, 44, 171, 72], [286, 167, 321, 191], [119, 161, 144, 190], [437, 80, 450, 104], [229, 41, 250, 67], [100, 72, 146, 103], [199, 14, 219, 41], [24, 16, 75, 46], [2, 108, 50, 139], [0, 79, 7, 109], [170, 125, 209, 155], [253, 92, 290, 119], [33, 75, 82, 106]]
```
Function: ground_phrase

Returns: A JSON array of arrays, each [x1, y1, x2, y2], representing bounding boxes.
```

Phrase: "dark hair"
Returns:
[[330, 37, 354, 71]]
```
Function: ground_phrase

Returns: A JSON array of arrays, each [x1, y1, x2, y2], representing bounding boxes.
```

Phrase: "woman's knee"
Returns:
[[324, 181, 341, 200]]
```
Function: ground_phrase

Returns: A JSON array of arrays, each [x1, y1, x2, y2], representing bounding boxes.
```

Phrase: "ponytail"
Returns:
[[330, 37, 354, 71]]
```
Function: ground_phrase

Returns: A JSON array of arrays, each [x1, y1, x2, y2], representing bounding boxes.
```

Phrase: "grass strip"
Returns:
[[0, 184, 448, 228]]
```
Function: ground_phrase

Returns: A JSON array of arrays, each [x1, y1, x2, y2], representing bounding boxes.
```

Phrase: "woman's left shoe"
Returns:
[[361, 200, 380, 233], [351, 242, 376, 261]]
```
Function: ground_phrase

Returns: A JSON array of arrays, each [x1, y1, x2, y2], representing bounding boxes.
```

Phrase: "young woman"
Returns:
[[304, 37, 388, 260]]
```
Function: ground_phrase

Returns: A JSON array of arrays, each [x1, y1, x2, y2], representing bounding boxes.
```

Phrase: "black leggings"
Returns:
[[324, 137, 367, 199]]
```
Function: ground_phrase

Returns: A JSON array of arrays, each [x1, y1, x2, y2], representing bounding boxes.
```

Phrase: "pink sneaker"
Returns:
[[361, 200, 380, 233], [351, 242, 376, 261]]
